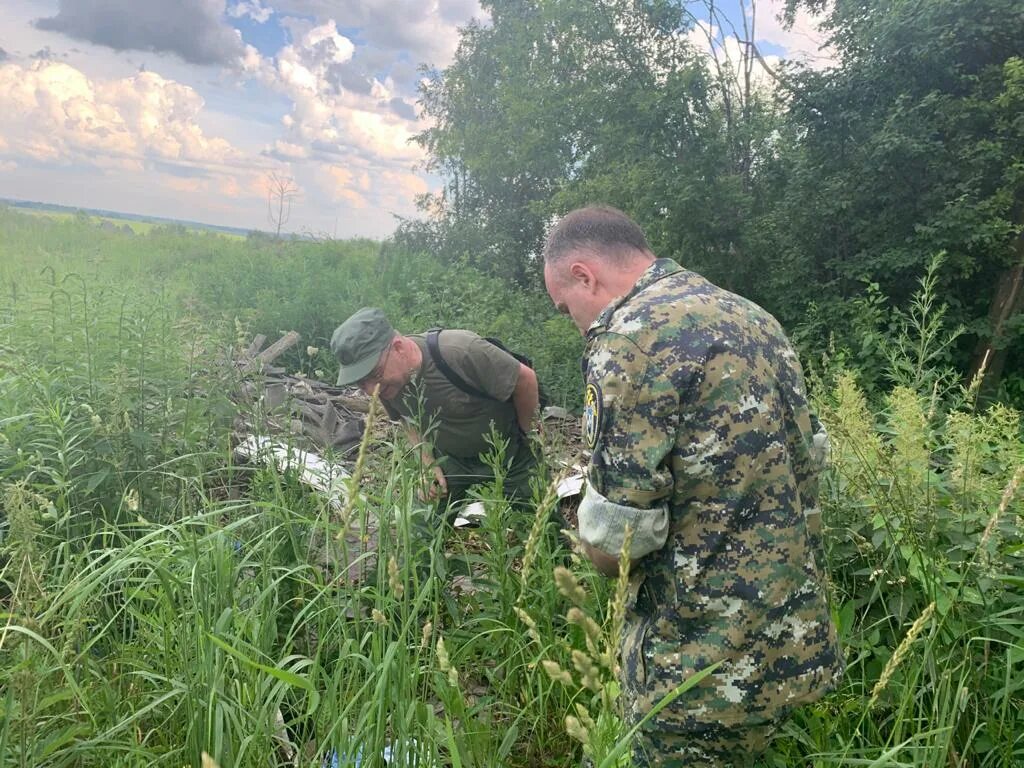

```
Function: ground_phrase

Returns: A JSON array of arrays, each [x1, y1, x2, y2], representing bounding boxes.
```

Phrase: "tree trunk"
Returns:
[[967, 230, 1024, 400]]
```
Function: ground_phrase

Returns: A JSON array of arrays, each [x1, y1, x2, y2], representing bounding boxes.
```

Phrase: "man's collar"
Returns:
[[586, 258, 682, 338]]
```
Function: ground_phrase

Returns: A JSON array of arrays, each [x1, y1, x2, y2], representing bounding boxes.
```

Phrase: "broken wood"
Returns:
[[239, 330, 301, 372], [244, 333, 267, 358]]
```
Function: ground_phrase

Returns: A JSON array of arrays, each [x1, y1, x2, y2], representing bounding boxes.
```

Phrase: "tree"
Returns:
[[754, 0, 1024, 396], [407, 0, 1024, 400], [411, 0, 759, 287], [266, 172, 299, 239]]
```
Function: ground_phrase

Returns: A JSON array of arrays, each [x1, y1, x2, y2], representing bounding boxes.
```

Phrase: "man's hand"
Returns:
[[421, 464, 448, 501], [582, 539, 623, 577], [407, 426, 447, 502]]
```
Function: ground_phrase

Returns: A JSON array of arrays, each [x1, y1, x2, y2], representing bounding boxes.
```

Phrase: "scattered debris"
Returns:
[[225, 333, 587, 587], [234, 435, 351, 509], [228, 332, 376, 584], [231, 331, 367, 453]]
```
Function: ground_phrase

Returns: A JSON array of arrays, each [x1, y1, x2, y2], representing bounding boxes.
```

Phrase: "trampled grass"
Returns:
[[1, 210, 1022, 767]]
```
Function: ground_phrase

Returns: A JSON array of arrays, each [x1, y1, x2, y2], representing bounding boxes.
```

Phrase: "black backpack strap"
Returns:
[[425, 329, 496, 401]]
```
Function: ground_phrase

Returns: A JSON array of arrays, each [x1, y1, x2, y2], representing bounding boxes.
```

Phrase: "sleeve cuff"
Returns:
[[578, 482, 669, 560], [811, 422, 830, 470]]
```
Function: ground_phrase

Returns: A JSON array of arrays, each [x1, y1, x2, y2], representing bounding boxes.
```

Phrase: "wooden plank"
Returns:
[[296, 400, 327, 421], [240, 331, 300, 372], [320, 402, 337, 442], [258, 331, 301, 363], [244, 334, 267, 357], [329, 394, 370, 413]]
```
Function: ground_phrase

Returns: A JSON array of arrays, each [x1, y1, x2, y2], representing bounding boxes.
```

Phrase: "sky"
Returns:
[[0, 0, 832, 239]]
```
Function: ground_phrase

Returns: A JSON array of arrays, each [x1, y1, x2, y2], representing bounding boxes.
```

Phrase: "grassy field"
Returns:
[[1, 209, 1022, 767], [9, 206, 247, 239]]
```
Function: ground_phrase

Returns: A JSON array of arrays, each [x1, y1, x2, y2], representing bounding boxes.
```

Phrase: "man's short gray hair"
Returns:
[[543, 205, 652, 264]]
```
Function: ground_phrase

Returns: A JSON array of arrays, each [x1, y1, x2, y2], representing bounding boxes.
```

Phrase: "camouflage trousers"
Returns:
[[630, 722, 775, 767], [620, 616, 777, 768]]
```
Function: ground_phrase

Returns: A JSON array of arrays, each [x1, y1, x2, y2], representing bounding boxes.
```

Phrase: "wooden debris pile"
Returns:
[[224, 332, 587, 586], [231, 331, 368, 456], [227, 331, 378, 586]]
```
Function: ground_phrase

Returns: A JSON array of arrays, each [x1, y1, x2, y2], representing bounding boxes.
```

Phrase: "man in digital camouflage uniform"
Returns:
[[331, 307, 540, 505], [543, 207, 842, 767]]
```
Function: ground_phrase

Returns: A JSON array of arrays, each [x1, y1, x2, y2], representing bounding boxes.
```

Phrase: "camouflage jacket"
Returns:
[[579, 258, 842, 730]]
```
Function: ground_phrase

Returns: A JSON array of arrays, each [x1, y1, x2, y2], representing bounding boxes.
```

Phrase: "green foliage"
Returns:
[[409, 0, 760, 289], [760, 0, 1024, 397], [790, 376, 1024, 766], [3, 181, 1023, 767], [406, 0, 1024, 402], [797, 253, 968, 404]]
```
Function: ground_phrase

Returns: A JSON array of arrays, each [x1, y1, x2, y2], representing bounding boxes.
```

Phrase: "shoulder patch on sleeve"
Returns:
[[583, 381, 603, 450]]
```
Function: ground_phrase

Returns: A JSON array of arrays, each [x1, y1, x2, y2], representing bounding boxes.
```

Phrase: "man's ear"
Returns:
[[568, 261, 596, 290]]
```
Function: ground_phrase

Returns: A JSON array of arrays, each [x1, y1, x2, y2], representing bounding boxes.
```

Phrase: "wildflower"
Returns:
[[436, 636, 459, 687], [574, 703, 596, 733], [567, 607, 602, 660], [420, 620, 433, 649], [337, 392, 380, 532], [607, 525, 633, 674], [306, 345, 320, 357], [514, 607, 541, 646], [519, 480, 560, 592], [371, 609, 387, 626], [571, 649, 602, 692], [980, 465, 1023, 549], [125, 488, 140, 513]]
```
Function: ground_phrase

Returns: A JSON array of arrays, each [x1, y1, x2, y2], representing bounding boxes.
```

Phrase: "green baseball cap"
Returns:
[[330, 307, 394, 386]]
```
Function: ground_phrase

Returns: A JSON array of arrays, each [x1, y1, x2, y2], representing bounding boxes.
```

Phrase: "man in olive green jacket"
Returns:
[[330, 307, 540, 503]]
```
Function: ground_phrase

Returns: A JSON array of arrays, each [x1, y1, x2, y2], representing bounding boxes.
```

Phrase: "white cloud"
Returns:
[[752, 1, 836, 70], [684, 20, 780, 94], [274, 0, 485, 67], [241, 43, 267, 74], [0, 0, 477, 236], [271, 139, 308, 159], [165, 169, 263, 200], [229, 0, 275, 24], [0, 60, 243, 170], [256, 18, 425, 175], [305, 22, 356, 64]]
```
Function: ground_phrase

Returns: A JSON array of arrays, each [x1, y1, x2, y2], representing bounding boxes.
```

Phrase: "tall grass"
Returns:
[[2, 210, 1022, 766]]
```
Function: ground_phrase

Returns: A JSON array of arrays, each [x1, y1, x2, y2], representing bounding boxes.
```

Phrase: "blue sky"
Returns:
[[0, 0, 830, 237]]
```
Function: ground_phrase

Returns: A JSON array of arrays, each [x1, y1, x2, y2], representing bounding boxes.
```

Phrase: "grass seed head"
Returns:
[[565, 714, 590, 748], [870, 600, 936, 708], [388, 555, 405, 599], [554, 566, 587, 606], [420, 620, 433, 649], [542, 660, 574, 687]]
